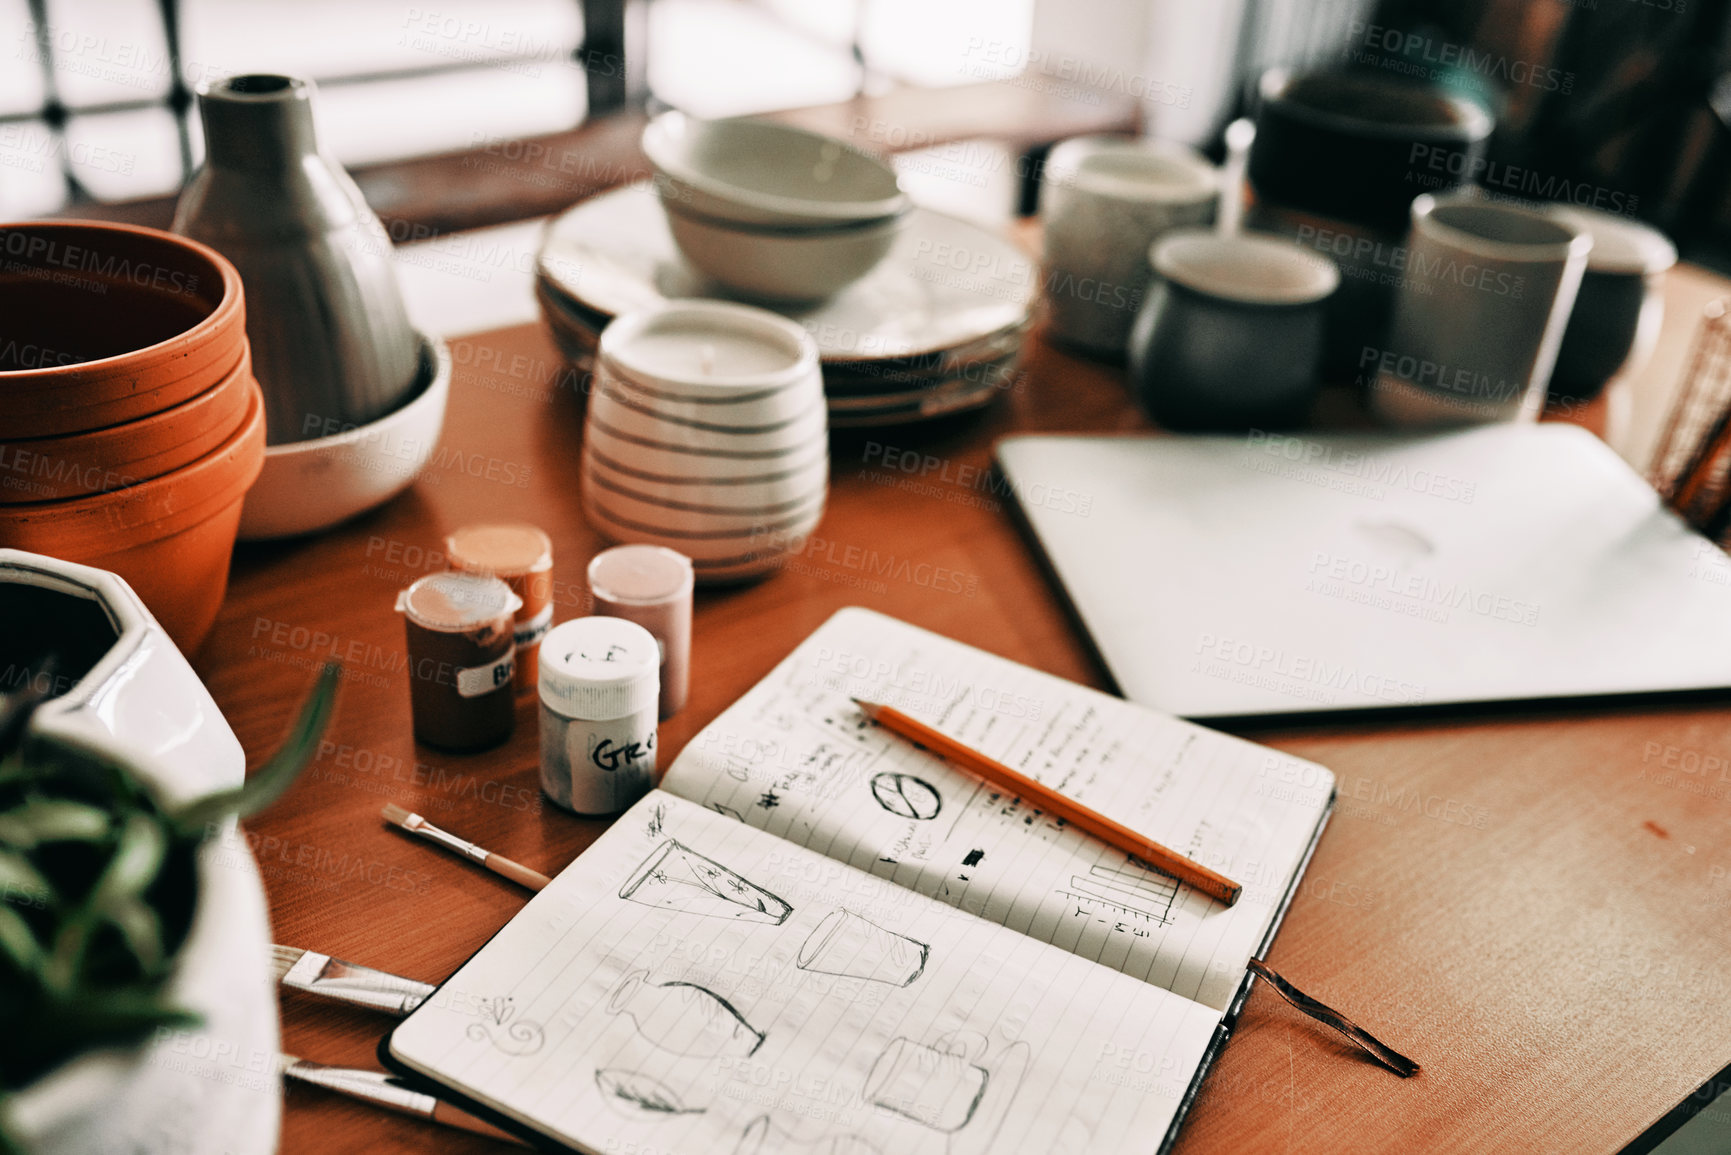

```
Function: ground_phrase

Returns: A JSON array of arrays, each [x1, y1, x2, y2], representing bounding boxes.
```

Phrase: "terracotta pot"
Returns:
[[0, 220, 246, 439], [0, 343, 258, 505], [0, 383, 265, 651]]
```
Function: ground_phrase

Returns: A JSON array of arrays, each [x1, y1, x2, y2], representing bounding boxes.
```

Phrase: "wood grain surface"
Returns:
[[195, 280, 1731, 1152]]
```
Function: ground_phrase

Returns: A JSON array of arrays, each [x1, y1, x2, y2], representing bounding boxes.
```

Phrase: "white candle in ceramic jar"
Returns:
[[582, 301, 828, 586]]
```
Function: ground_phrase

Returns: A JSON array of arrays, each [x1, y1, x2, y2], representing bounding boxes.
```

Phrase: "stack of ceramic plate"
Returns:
[[535, 183, 1037, 428]]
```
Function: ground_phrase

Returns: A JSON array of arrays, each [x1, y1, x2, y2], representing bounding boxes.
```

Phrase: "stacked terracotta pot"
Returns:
[[0, 221, 265, 652]]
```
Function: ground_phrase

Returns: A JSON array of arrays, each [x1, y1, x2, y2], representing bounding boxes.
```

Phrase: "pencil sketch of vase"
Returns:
[[797, 910, 928, 987], [619, 840, 792, 924], [863, 1038, 988, 1132], [607, 970, 766, 1058]]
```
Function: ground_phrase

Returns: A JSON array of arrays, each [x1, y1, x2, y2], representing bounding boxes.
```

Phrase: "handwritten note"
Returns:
[[662, 608, 1335, 1011]]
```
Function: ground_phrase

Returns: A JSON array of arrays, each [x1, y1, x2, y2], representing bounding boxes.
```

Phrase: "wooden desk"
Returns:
[[200, 289, 1731, 1152]]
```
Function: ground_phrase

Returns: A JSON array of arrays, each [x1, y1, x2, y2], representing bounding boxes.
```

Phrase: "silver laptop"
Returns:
[[996, 425, 1731, 719]]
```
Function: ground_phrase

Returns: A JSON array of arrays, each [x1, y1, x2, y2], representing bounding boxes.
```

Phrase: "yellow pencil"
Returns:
[[853, 699, 1241, 906]]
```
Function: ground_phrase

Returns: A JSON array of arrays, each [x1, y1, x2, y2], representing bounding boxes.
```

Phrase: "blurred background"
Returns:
[[1, 0, 1729, 267]]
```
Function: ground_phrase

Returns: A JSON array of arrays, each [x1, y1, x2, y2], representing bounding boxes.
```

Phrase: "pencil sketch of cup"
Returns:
[[619, 839, 793, 924], [797, 910, 929, 987], [733, 1115, 882, 1155], [864, 1037, 988, 1132], [607, 969, 766, 1057]]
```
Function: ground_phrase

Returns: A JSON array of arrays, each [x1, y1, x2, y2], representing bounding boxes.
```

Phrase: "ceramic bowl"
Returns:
[[585, 476, 826, 537], [663, 205, 906, 303], [236, 331, 451, 540], [0, 343, 259, 505], [644, 111, 908, 229], [0, 220, 247, 439], [1249, 68, 1494, 234], [584, 416, 828, 481], [585, 436, 830, 507], [583, 494, 824, 583], [0, 550, 280, 1155]]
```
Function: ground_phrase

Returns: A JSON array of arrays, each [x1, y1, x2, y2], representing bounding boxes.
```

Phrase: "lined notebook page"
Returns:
[[389, 792, 1220, 1155], [661, 608, 1334, 1011]]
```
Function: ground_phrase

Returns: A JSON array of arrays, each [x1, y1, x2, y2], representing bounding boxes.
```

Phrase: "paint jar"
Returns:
[[587, 544, 693, 720], [538, 616, 660, 815], [444, 523, 553, 692], [396, 572, 521, 752]]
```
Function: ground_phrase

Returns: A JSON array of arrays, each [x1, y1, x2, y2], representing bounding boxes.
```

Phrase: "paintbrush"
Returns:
[[381, 803, 551, 891], [271, 944, 435, 1017], [280, 1053, 527, 1145]]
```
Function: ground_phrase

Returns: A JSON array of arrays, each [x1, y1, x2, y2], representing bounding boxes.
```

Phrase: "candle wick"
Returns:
[[700, 343, 716, 376]]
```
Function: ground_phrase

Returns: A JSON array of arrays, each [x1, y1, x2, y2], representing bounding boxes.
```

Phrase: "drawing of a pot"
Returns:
[[619, 840, 792, 924], [863, 1037, 987, 1132], [607, 970, 765, 1058], [797, 910, 928, 987]]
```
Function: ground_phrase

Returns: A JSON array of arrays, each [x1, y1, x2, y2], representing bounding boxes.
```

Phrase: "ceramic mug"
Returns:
[[1371, 193, 1591, 427], [1545, 205, 1676, 408], [1040, 136, 1218, 359], [1128, 230, 1339, 430]]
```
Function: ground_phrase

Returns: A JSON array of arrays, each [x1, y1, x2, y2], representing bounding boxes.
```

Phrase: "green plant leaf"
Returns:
[[0, 799, 110, 848], [106, 898, 164, 975], [0, 850, 49, 904], [0, 906, 40, 972], [173, 663, 340, 833]]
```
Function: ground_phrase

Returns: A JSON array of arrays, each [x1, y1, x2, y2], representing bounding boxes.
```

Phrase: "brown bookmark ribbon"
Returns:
[[1247, 959, 1420, 1078]]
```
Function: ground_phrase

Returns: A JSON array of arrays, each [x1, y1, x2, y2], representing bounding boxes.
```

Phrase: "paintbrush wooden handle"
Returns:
[[484, 853, 551, 891]]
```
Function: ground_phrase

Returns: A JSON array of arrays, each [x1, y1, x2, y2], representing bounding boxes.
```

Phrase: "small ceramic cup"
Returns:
[[1371, 192, 1592, 427], [1041, 136, 1218, 359], [1545, 205, 1676, 408], [1128, 230, 1339, 430]]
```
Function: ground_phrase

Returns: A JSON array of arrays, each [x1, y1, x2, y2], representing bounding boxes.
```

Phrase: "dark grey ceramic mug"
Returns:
[[1128, 230, 1340, 430]]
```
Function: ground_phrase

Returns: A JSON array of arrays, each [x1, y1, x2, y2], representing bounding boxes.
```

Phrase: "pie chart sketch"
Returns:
[[871, 772, 942, 820]]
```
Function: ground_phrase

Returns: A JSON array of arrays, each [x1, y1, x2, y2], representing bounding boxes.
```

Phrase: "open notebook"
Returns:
[[383, 608, 1337, 1154]]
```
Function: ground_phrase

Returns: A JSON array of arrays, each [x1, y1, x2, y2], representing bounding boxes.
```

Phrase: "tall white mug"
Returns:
[[1371, 193, 1591, 427]]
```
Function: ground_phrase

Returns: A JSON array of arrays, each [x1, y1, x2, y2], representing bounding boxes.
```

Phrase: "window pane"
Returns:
[[253, 67, 588, 168], [0, 120, 72, 216], [0, 0, 48, 115], [649, 0, 862, 118], [861, 0, 1035, 88], [61, 106, 183, 199], [41, 0, 173, 107], [178, 0, 583, 89]]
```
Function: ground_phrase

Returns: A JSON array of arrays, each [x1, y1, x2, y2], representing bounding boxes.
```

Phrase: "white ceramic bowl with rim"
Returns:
[[663, 204, 907, 304], [584, 439, 830, 510], [237, 331, 450, 540], [644, 110, 908, 229], [584, 468, 826, 534], [584, 416, 829, 481]]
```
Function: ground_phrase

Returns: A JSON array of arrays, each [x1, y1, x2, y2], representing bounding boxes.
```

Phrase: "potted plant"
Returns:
[[0, 548, 338, 1155]]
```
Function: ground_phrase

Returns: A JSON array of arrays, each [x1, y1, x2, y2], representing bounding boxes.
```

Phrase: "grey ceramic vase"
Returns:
[[173, 74, 419, 445]]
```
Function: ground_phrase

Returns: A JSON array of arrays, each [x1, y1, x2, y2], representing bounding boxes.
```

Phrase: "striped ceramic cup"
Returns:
[[582, 300, 828, 584]]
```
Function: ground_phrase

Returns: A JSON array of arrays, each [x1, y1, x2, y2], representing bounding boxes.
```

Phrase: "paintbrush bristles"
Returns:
[[381, 802, 418, 828], [270, 943, 306, 982]]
